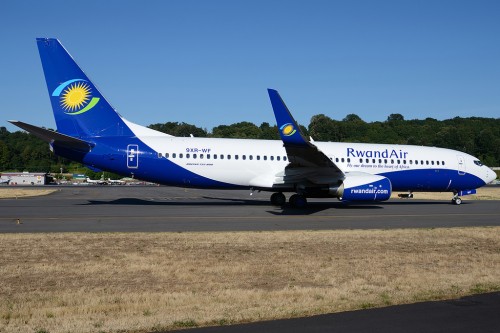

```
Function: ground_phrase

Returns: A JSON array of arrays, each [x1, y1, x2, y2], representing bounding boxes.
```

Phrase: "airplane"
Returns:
[[85, 177, 107, 185], [0, 178, 11, 185], [107, 178, 125, 185], [8, 38, 497, 207]]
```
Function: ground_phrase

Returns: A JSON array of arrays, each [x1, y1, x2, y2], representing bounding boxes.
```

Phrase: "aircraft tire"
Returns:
[[271, 192, 286, 206], [290, 194, 307, 208]]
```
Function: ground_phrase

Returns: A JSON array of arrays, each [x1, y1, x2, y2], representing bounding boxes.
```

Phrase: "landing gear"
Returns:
[[270, 192, 286, 206], [451, 193, 462, 205], [289, 194, 307, 208]]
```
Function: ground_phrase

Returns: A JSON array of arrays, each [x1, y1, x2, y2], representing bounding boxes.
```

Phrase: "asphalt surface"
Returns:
[[169, 292, 500, 333], [1, 186, 499, 332], [0, 186, 499, 232]]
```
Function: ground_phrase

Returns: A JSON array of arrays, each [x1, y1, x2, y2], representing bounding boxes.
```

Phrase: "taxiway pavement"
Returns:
[[0, 186, 499, 232]]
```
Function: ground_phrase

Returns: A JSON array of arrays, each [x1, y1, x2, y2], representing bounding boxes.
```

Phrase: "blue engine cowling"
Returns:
[[338, 174, 392, 201]]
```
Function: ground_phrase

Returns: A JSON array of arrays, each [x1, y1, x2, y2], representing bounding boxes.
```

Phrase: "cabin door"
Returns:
[[456, 155, 466, 176]]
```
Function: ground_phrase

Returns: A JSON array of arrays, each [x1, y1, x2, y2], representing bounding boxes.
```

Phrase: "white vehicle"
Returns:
[[9, 38, 496, 207]]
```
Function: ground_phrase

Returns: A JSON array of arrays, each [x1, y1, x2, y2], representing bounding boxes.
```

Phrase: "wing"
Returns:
[[268, 89, 343, 185]]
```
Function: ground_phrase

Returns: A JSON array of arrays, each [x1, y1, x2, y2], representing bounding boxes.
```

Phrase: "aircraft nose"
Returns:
[[486, 167, 497, 184]]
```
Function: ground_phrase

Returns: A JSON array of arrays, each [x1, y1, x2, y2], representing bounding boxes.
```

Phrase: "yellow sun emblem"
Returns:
[[60, 82, 91, 112]]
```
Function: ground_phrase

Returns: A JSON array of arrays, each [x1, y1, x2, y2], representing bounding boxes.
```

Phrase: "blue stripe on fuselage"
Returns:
[[380, 169, 486, 192], [79, 136, 239, 188]]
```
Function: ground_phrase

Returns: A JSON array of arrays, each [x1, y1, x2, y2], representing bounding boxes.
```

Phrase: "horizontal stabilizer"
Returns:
[[8, 120, 93, 152]]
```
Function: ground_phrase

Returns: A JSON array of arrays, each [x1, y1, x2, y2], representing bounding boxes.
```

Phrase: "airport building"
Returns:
[[0, 172, 53, 185]]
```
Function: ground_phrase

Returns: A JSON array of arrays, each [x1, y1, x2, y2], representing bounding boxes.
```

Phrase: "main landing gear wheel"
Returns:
[[270, 192, 286, 206], [289, 194, 308, 208]]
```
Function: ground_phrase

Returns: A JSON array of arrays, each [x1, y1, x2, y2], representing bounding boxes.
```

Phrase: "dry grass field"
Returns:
[[0, 188, 57, 199], [1, 228, 499, 333]]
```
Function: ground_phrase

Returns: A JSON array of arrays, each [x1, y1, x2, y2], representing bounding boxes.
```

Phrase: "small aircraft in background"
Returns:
[[85, 177, 107, 185], [107, 178, 125, 185], [0, 178, 11, 185]]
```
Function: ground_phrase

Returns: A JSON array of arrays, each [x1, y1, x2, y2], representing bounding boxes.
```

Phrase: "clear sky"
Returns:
[[1, 0, 499, 133]]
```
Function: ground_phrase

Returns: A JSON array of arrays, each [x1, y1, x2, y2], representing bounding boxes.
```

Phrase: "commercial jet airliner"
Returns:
[[9, 38, 496, 207]]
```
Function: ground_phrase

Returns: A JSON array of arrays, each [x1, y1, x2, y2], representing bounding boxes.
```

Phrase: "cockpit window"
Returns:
[[474, 160, 483, 166]]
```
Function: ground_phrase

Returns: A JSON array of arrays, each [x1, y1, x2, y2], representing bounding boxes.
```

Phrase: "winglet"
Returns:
[[268, 89, 309, 146]]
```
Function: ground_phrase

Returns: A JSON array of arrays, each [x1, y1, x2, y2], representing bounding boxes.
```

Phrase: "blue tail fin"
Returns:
[[267, 89, 309, 146], [37, 38, 133, 138]]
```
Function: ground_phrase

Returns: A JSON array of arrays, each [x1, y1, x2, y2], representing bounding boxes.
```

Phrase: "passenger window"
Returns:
[[379, 159, 382, 164], [391, 159, 394, 164], [384, 159, 387, 164], [264, 156, 267, 161], [173, 153, 176, 158], [421, 160, 424, 165], [186, 153, 190, 158], [200, 154, 204, 159], [409, 160, 412, 164], [270, 156, 274, 161], [257, 155, 260, 160], [442, 161, 445, 165], [341, 158, 345, 163], [336, 158, 339, 162], [360, 159, 363, 163], [207, 154, 210, 159], [219, 155, 223, 160], [158, 153, 163, 158], [277, 156, 280, 161], [242, 155, 246, 160], [372, 159, 376, 164], [431, 161, 434, 165], [347, 158, 351, 163], [193, 154, 197, 159], [284, 156, 287, 161], [235, 155, 239, 160], [227, 155, 231, 160], [249, 155, 253, 160], [179, 153, 183, 158], [165, 153, 169, 158], [426, 161, 429, 165], [403, 160, 406, 164]]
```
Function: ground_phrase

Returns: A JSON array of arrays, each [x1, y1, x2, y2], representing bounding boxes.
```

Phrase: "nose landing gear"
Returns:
[[451, 192, 462, 205]]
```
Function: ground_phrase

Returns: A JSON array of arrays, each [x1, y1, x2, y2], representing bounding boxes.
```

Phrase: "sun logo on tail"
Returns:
[[52, 79, 100, 115], [280, 123, 296, 136], [60, 82, 91, 111]]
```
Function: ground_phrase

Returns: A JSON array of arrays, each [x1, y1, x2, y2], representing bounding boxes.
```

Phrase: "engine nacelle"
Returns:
[[336, 174, 392, 201]]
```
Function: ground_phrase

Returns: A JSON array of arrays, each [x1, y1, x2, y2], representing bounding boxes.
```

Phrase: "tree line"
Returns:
[[1, 113, 499, 175]]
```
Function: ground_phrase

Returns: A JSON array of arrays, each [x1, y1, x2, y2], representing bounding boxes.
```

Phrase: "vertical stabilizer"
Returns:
[[36, 38, 133, 138]]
